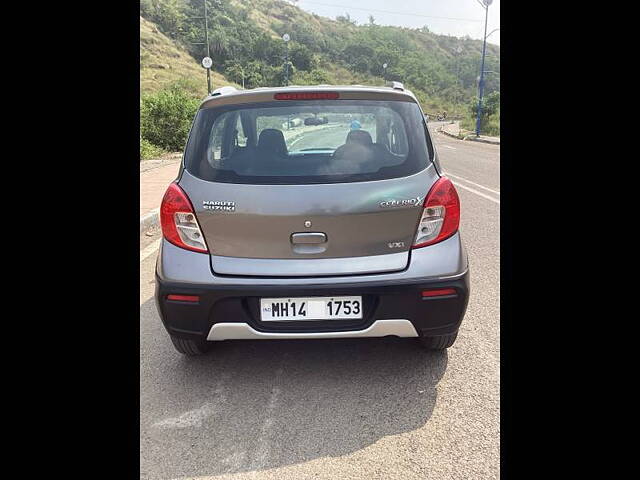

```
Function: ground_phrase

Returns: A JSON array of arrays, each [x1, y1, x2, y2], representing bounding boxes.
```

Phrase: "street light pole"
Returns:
[[455, 46, 462, 116], [204, 0, 211, 94], [282, 33, 290, 86], [475, 0, 491, 137]]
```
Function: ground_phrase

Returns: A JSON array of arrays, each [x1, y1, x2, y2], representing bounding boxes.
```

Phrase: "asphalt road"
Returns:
[[139, 126, 500, 480], [288, 124, 349, 151]]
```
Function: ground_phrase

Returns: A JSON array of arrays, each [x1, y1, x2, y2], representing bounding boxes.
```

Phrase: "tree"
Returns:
[[483, 91, 500, 117], [336, 13, 356, 25], [290, 43, 317, 71], [224, 60, 264, 88], [224, 61, 245, 87], [149, 0, 186, 38], [469, 91, 500, 120], [342, 42, 375, 74], [293, 68, 330, 85]]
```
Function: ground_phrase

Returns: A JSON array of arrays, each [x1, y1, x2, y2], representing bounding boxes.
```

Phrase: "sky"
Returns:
[[294, 0, 500, 46]]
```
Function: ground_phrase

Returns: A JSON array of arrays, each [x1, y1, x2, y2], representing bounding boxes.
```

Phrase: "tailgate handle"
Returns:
[[291, 232, 327, 244]]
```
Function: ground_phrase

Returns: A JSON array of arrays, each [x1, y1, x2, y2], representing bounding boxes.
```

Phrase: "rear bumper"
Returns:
[[154, 269, 469, 341], [155, 231, 469, 341]]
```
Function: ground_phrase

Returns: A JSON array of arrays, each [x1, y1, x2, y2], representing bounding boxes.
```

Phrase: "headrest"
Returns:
[[258, 129, 287, 156], [345, 129, 373, 146]]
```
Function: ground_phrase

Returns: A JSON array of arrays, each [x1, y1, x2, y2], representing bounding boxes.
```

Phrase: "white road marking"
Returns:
[[153, 403, 218, 429], [251, 364, 284, 469], [441, 145, 456, 150], [252, 385, 281, 468], [451, 180, 500, 204], [153, 382, 228, 429], [289, 136, 304, 147], [140, 239, 161, 263], [444, 172, 500, 195]]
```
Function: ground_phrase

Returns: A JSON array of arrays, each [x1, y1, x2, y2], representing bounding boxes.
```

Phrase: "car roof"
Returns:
[[199, 84, 419, 109]]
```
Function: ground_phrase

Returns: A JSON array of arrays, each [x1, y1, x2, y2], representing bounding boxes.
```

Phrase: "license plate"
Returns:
[[260, 296, 363, 321]]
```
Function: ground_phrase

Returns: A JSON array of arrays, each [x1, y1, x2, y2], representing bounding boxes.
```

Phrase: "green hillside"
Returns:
[[140, 0, 499, 114], [140, 16, 239, 97]]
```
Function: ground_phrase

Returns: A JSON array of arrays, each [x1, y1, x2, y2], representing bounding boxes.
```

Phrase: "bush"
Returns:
[[464, 91, 500, 136], [461, 113, 500, 137], [482, 116, 500, 137], [140, 85, 200, 151], [140, 138, 166, 160], [467, 91, 500, 120], [292, 68, 331, 85]]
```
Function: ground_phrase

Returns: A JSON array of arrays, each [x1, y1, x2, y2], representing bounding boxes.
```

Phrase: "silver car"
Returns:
[[155, 84, 469, 356]]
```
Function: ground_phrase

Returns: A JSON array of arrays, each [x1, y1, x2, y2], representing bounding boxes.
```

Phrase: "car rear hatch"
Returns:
[[179, 88, 437, 277]]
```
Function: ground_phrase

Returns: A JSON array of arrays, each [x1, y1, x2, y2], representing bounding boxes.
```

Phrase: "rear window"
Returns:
[[184, 99, 431, 184]]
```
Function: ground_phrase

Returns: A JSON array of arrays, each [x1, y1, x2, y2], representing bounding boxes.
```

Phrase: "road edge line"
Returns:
[[444, 172, 500, 195], [451, 181, 500, 204]]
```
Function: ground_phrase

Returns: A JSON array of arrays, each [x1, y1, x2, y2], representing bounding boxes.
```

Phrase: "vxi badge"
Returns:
[[203, 200, 235, 212], [379, 196, 423, 208]]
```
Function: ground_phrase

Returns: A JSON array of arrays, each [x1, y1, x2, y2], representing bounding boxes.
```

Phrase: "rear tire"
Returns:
[[169, 334, 212, 356], [419, 331, 458, 350]]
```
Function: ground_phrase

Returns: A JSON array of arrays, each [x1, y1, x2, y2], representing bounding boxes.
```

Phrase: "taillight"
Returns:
[[413, 177, 460, 248], [160, 183, 208, 253]]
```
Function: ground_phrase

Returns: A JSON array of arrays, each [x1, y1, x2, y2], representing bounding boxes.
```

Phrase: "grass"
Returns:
[[140, 16, 240, 98], [461, 114, 500, 137]]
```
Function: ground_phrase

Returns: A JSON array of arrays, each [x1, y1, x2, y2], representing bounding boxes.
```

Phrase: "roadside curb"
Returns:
[[140, 154, 182, 174], [438, 128, 462, 140], [462, 135, 500, 145], [140, 208, 160, 233], [437, 126, 500, 145]]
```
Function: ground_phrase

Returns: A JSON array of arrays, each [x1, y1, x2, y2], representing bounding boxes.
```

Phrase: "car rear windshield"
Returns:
[[184, 99, 432, 184]]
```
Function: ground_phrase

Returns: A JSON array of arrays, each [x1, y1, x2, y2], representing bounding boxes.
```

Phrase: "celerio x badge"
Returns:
[[379, 196, 422, 208]]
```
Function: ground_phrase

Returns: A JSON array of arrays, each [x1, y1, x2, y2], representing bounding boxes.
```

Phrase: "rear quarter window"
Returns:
[[184, 99, 432, 184]]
